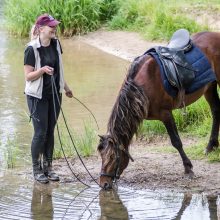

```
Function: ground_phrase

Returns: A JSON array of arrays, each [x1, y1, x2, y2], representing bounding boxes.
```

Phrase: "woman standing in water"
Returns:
[[24, 14, 73, 184]]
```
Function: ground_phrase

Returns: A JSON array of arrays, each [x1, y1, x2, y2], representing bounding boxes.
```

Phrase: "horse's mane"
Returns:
[[107, 55, 149, 148], [129, 55, 146, 79]]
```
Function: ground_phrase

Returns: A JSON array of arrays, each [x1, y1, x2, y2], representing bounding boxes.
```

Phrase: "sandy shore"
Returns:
[[80, 29, 165, 61]]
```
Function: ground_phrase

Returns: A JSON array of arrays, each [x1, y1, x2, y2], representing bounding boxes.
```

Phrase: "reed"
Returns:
[[3, 136, 21, 168], [5, 0, 218, 39], [4, 0, 119, 37], [54, 121, 97, 159]]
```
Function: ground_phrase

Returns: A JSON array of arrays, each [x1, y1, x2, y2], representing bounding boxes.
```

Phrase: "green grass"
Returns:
[[54, 121, 98, 159], [148, 139, 220, 162], [4, 0, 40, 37], [4, 0, 219, 39], [74, 122, 98, 157], [146, 10, 204, 40], [3, 136, 22, 168], [4, 0, 119, 37], [108, 0, 216, 40]]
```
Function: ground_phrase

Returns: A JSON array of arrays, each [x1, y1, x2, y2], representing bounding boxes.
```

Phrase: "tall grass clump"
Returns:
[[99, 0, 121, 22], [53, 126, 75, 160], [4, 0, 40, 36], [147, 10, 203, 40], [108, 0, 146, 30], [54, 121, 97, 159], [3, 136, 21, 168], [4, 0, 121, 37], [39, 0, 101, 36], [74, 122, 98, 157]]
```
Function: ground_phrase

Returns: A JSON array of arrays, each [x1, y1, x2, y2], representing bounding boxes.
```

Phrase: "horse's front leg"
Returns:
[[161, 111, 194, 177]]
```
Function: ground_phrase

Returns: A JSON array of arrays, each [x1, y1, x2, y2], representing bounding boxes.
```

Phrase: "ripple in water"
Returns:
[[0, 175, 219, 220]]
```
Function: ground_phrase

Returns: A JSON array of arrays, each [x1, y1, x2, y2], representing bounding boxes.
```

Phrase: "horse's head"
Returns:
[[97, 134, 133, 190]]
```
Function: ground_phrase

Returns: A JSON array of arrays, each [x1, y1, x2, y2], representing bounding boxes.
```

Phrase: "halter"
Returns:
[[100, 141, 134, 181]]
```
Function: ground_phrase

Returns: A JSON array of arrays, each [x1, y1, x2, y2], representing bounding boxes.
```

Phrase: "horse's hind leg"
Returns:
[[204, 82, 220, 154], [161, 111, 194, 177]]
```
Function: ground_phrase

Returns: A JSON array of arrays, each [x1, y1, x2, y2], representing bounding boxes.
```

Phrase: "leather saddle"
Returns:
[[148, 29, 195, 94]]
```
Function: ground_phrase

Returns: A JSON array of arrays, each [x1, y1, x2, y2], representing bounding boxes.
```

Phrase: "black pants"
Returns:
[[27, 94, 62, 173]]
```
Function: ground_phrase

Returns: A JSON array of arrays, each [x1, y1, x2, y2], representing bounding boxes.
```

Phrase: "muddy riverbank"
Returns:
[[53, 136, 220, 196]]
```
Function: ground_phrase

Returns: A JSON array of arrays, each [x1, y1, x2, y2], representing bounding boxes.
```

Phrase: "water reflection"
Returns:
[[31, 182, 56, 220], [172, 193, 192, 220], [174, 193, 219, 220], [97, 189, 220, 220], [207, 195, 219, 220], [0, 176, 219, 220], [98, 189, 129, 220]]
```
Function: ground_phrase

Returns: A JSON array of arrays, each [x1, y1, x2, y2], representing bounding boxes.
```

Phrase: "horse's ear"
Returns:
[[97, 136, 104, 151], [98, 134, 104, 140]]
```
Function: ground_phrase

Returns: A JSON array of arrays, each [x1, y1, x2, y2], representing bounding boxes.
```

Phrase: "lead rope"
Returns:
[[51, 75, 103, 188], [72, 96, 99, 130], [51, 77, 90, 187]]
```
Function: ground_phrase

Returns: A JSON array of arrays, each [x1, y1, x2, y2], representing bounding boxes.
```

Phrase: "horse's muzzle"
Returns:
[[103, 182, 112, 190], [100, 176, 113, 190]]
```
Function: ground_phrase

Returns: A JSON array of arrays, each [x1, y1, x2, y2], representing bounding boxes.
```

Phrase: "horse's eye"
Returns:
[[97, 143, 104, 151], [110, 154, 115, 161]]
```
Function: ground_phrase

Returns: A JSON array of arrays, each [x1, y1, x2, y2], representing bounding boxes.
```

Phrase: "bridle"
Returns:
[[100, 139, 134, 182]]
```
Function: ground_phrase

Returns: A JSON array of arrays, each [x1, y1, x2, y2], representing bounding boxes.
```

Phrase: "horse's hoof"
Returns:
[[204, 149, 209, 155], [205, 147, 213, 155], [205, 147, 217, 155], [205, 140, 219, 155], [184, 171, 194, 179]]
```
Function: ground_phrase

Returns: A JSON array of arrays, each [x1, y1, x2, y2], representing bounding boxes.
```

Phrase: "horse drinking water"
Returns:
[[98, 29, 220, 189]]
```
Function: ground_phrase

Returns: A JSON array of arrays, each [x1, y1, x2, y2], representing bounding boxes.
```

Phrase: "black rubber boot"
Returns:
[[34, 173, 49, 184], [33, 163, 49, 184], [47, 171, 60, 181], [43, 161, 60, 182]]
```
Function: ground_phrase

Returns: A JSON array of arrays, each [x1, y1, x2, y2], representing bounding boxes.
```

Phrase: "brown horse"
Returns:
[[98, 31, 220, 189]]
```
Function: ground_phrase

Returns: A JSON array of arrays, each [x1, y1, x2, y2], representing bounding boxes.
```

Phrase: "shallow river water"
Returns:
[[0, 174, 219, 220], [0, 2, 220, 219]]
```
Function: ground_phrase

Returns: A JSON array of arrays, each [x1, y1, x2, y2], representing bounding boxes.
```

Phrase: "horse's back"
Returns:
[[192, 31, 220, 82], [193, 31, 220, 50]]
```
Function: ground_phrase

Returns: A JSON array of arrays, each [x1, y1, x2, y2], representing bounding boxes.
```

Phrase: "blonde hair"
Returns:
[[30, 24, 40, 40]]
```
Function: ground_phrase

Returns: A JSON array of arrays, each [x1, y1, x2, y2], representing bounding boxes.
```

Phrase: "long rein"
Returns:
[[50, 75, 103, 188]]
